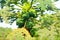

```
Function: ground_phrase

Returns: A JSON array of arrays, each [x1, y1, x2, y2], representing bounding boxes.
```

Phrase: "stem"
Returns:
[[27, 0, 33, 11]]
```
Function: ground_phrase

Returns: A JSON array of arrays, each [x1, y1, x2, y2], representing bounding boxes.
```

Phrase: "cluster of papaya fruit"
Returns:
[[16, 8, 37, 28]]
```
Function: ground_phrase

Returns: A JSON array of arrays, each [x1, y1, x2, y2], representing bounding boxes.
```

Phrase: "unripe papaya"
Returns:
[[16, 18, 25, 28], [22, 13, 30, 20]]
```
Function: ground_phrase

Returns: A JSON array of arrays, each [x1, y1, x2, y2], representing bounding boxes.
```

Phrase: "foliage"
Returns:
[[0, 27, 12, 40], [0, 8, 13, 23], [30, 12, 60, 40], [0, 0, 56, 27], [40, 14, 57, 28]]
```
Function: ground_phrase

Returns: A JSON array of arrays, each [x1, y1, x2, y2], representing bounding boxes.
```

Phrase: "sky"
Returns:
[[0, 21, 18, 29], [0, 0, 60, 29], [54, 0, 60, 9]]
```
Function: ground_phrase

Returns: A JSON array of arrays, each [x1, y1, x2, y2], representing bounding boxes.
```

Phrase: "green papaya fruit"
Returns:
[[16, 18, 25, 28], [29, 12, 37, 18], [22, 13, 30, 20]]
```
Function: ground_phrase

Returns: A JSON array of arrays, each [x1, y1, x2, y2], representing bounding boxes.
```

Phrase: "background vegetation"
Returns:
[[0, 0, 60, 40]]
